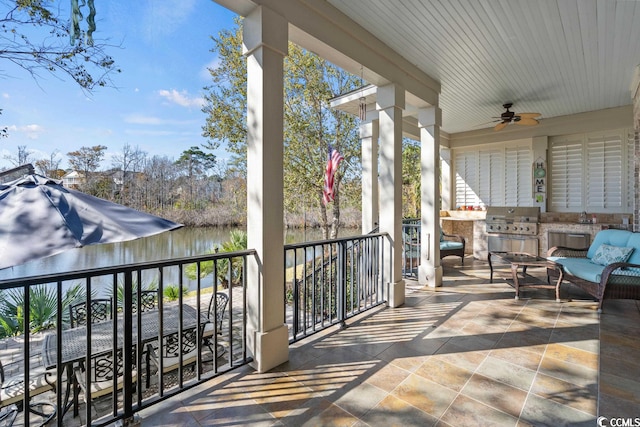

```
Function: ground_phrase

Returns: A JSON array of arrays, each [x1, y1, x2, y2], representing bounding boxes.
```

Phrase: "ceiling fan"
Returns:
[[493, 103, 541, 131]]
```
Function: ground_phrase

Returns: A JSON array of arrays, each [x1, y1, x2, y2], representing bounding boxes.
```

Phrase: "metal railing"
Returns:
[[0, 251, 255, 426], [284, 233, 390, 342], [402, 220, 421, 278]]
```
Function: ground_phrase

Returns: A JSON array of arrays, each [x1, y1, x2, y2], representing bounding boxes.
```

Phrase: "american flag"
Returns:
[[322, 146, 344, 205]]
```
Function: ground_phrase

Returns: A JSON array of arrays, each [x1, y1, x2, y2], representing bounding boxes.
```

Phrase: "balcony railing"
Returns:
[[402, 220, 421, 278], [0, 251, 255, 426], [284, 233, 390, 342], [0, 233, 395, 426]]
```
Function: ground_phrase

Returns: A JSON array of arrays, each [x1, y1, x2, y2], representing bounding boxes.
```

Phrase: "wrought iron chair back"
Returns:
[[208, 292, 229, 331], [75, 347, 137, 401], [133, 290, 158, 313], [69, 298, 113, 328], [202, 292, 229, 357], [145, 325, 204, 387]]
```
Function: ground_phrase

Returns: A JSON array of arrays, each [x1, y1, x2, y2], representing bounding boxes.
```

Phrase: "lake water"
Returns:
[[0, 226, 361, 281]]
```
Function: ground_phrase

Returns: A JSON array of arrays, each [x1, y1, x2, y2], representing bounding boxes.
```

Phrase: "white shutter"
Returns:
[[454, 151, 479, 207], [478, 150, 504, 207], [504, 146, 532, 206], [550, 137, 583, 211], [586, 133, 623, 209], [627, 130, 636, 210]]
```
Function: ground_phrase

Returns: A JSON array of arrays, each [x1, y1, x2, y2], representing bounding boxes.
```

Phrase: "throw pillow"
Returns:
[[591, 244, 634, 266]]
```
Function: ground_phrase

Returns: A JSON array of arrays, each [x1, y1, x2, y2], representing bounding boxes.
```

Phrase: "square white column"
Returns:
[[360, 119, 379, 233], [418, 107, 443, 287], [376, 84, 405, 307], [243, 5, 289, 372]]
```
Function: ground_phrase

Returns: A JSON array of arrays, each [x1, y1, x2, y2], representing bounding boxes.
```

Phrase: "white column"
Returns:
[[418, 107, 443, 287], [440, 148, 451, 211], [377, 84, 405, 307], [361, 118, 379, 233], [243, 6, 289, 372]]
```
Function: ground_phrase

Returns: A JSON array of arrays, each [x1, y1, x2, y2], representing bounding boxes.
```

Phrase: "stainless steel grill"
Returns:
[[485, 206, 540, 256], [485, 206, 540, 236]]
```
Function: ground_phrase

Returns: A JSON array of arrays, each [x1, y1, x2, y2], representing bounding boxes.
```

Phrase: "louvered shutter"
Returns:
[[454, 151, 479, 207], [586, 133, 623, 210], [550, 137, 583, 211], [478, 150, 504, 207], [505, 146, 532, 206]]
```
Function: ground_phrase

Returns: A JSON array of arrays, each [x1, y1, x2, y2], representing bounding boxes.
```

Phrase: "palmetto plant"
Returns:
[[163, 285, 186, 301], [185, 230, 247, 288], [109, 277, 158, 311], [0, 283, 85, 337]]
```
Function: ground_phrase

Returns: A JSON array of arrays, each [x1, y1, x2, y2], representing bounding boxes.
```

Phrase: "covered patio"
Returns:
[[3, 1, 640, 425], [136, 258, 640, 426]]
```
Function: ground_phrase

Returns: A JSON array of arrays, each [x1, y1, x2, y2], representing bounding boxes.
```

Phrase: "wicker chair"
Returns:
[[547, 237, 640, 312], [440, 233, 466, 264]]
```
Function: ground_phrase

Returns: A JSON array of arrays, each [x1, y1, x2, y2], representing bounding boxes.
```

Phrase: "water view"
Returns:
[[0, 226, 361, 281]]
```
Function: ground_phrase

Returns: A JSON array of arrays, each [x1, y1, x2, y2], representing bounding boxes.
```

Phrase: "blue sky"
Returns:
[[1, 1, 237, 170]]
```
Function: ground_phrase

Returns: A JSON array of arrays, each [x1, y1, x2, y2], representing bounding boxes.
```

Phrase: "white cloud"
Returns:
[[2, 93, 9, 99], [157, 89, 204, 108], [7, 124, 44, 139]]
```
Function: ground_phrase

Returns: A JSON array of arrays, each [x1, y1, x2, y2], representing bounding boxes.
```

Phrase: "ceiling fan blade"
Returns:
[[515, 118, 539, 126], [494, 122, 508, 131], [518, 112, 541, 119]]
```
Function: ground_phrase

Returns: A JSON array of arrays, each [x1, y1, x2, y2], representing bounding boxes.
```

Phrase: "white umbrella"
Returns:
[[0, 173, 182, 270]]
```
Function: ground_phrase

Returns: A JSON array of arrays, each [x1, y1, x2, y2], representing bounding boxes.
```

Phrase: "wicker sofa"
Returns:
[[547, 229, 640, 312]]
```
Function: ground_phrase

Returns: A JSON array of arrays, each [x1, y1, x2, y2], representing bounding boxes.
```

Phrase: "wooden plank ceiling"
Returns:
[[327, 0, 640, 134]]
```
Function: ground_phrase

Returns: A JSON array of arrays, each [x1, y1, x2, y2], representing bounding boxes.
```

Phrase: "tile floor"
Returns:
[[136, 258, 639, 425]]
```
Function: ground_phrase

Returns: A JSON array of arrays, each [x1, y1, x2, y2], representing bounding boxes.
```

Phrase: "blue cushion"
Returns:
[[549, 257, 604, 283], [591, 244, 633, 266], [626, 233, 640, 265], [440, 241, 463, 250], [587, 230, 635, 259]]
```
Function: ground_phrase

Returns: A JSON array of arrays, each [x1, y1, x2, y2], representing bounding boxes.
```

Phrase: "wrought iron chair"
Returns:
[[133, 290, 159, 313], [0, 359, 56, 426], [202, 292, 229, 357], [145, 326, 202, 388], [68, 298, 113, 328], [74, 348, 137, 404]]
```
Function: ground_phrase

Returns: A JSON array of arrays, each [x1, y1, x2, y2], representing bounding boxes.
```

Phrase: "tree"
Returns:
[[34, 150, 62, 177], [0, 109, 7, 138], [111, 143, 147, 205], [175, 146, 216, 208], [402, 140, 421, 218], [202, 20, 362, 239], [0, 0, 120, 91], [3, 144, 34, 166], [67, 144, 107, 192]]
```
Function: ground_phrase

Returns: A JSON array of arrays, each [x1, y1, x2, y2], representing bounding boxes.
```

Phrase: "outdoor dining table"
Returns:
[[41, 304, 209, 417]]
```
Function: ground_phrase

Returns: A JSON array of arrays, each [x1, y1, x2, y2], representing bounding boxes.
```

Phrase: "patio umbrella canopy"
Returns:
[[0, 173, 183, 270]]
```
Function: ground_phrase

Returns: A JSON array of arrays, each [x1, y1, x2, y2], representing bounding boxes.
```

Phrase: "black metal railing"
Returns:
[[0, 251, 255, 426], [402, 219, 421, 278], [284, 233, 389, 342]]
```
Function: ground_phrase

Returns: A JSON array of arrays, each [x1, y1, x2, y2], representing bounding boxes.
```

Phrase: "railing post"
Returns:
[[122, 270, 134, 422], [338, 240, 347, 327]]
